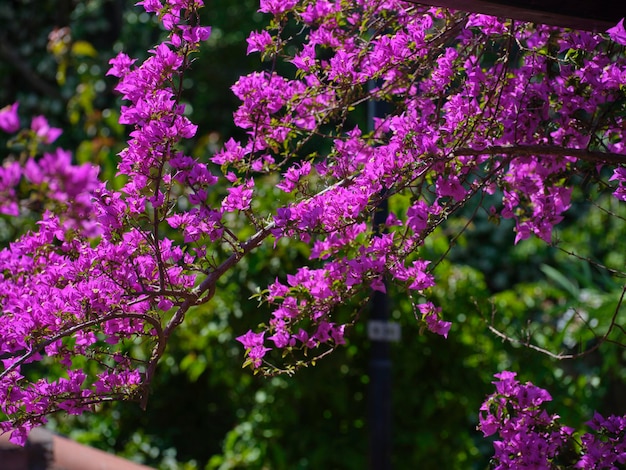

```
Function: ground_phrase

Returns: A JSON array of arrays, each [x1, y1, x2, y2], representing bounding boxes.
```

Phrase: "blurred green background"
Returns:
[[1, 1, 625, 468]]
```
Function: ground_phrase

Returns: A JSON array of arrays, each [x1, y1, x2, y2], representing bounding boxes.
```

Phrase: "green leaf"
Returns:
[[71, 40, 98, 57], [540, 264, 579, 298]]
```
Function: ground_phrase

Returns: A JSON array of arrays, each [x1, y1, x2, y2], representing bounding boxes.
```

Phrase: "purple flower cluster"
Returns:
[[0, 0, 211, 445], [0, 108, 96, 223], [480, 372, 626, 468], [226, 2, 626, 370]]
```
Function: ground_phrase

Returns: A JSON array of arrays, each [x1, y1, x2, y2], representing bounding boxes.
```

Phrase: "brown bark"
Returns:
[[454, 145, 626, 165]]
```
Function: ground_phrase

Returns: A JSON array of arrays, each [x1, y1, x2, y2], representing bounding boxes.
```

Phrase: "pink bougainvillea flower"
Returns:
[[31, 115, 62, 144], [246, 30, 272, 55], [0, 102, 19, 133], [608, 18, 626, 45]]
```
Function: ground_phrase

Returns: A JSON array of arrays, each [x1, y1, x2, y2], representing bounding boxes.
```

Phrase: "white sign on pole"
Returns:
[[367, 320, 401, 342]]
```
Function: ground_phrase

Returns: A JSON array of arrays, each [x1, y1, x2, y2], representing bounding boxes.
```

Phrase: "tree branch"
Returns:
[[139, 220, 276, 409], [0, 311, 163, 381], [0, 38, 64, 101], [453, 145, 626, 165], [484, 285, 626, 360]]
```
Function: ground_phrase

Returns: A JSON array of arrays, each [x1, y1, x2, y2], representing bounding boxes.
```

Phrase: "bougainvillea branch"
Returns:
[[0, 0, 213, 444], [0, 1, 625, 461]]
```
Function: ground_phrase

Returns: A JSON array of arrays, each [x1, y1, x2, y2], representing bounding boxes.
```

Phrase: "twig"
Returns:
[[484, 285, 626, 360]]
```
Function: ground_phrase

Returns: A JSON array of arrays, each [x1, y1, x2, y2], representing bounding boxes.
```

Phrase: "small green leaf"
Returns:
[[540, 264, 579, 298], [71, 40, 98, 58]]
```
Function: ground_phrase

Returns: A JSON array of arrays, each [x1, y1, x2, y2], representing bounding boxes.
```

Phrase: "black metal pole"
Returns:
[[367, 89, 392, 470], [368, 236, 392, 469]]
